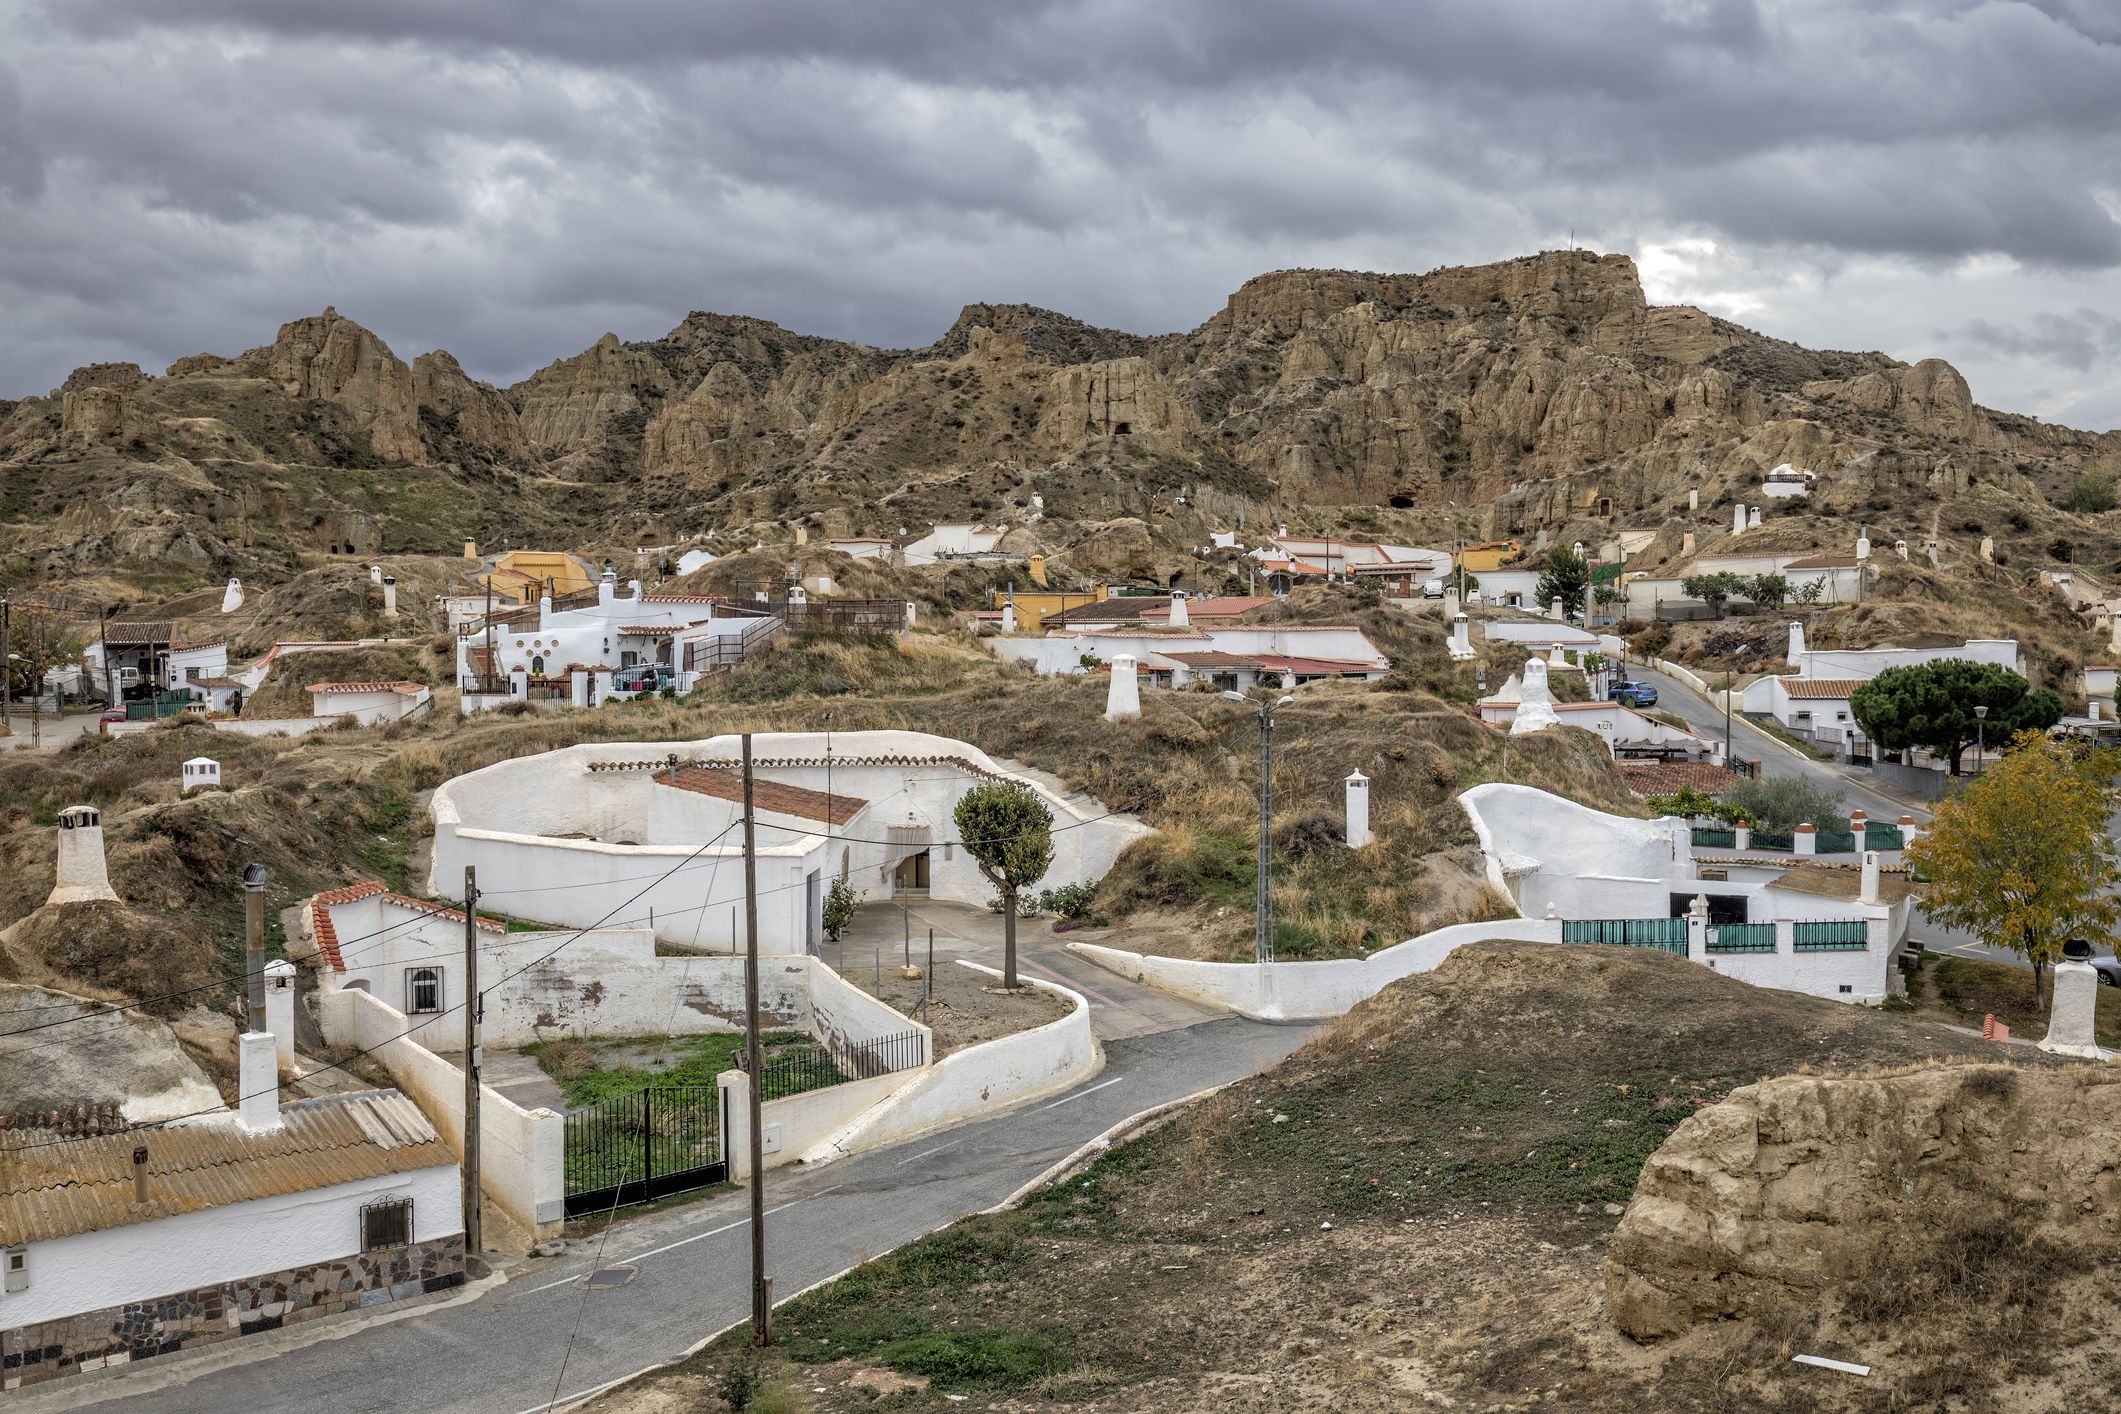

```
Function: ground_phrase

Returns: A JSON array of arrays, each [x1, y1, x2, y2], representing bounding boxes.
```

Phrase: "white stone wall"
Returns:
[[318, 987, 564, 1232], [426, 731, 1149, 947], [311, 686, 429, 725], [0, 1162, 459, 1329]]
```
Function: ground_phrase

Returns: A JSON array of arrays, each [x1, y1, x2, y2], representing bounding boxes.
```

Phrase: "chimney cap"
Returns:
[[242, 862, 268, 892], [2065, 938, 2094, 961]]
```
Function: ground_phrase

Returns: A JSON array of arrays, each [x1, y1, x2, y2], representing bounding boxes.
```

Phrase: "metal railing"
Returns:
[[754, 1027, 928, 1094], [1794, 920, 1869, 951], [1561, 917, 1689, 955], [684, 615, 785, 674], [1706, 923, 1776, 953]]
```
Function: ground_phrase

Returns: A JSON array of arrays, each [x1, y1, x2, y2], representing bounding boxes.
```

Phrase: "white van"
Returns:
[[1422, 578, 1445, 599]]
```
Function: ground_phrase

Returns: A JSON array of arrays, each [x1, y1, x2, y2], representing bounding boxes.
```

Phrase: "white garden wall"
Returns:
[[317, 987, 564, 1234], [1070, 918, 1567, 1022]]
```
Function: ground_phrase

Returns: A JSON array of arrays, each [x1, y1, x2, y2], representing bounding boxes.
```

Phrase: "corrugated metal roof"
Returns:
[[0, 1090, 450, 1245]]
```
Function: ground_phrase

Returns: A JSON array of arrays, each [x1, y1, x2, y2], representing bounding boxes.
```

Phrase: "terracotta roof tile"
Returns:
[[306, 681, 428, 695], [1778, 677, 1868, 699], [0, 1090, 450, 1244], [657, 766, 868, 825], [1619, 761, 1748, 795]]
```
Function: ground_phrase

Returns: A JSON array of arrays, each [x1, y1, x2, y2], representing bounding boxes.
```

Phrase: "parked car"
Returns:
[[614, 664, 674, 693], [1607, 679, 1659, 708], [97, 709, 127, 735], [2093, 956, 2121, 988]]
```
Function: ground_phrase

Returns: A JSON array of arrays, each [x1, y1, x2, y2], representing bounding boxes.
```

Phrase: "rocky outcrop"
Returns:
[[512, 332, 675, 453], [164, 353, 231, 378], [1606, 1064, 2121, 1341], [60, 385, 153, 449], [265, 307, 425, 463], [1038, 355, 1192, 452], [60, 362, 146, 393], [413, 349, 530, 460]]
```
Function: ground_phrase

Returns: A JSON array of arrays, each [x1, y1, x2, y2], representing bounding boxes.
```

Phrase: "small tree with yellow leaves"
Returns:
[[1909, 732, 2121, 1009]]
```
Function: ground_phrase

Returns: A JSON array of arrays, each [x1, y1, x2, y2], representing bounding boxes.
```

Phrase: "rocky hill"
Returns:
[[4, 250, 2117, 658]]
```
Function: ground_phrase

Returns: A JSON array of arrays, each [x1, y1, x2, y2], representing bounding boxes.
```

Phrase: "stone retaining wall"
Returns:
[[1, 1235, 465, 1392]]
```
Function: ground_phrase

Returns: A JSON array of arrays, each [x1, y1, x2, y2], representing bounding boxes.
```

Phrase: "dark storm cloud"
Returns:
[[4, 0, 2120, 435], [1957, 310, 2121, 370]]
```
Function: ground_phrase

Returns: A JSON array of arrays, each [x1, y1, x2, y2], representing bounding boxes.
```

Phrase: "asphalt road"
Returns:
[[85, 1014, 1312, 1414], [1621, 662, 2043, 971]]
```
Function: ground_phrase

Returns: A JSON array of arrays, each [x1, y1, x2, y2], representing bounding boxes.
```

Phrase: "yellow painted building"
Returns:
[[990, 585, 1107, 632], [1454, 539, 1521, 573], [479, 551, 596, 597]]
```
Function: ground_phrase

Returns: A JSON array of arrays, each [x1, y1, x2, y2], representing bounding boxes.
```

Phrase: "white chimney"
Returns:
[[220, 578, 244, 614], [1748, 506, 1762, 530], [1859, 850, 1881, 905], [1550, 596, 1564, 621], [381, 575, 398, 620], [1104, 654, 1141, 722], [50, 806, 119, 905], [1733, 503, 1746, 537], [1688, 488, 1699, 512], [264, 959, 297, 1069], [369, 565, 383, 585], [1855, 529, 1871, 561], [238, 1031, 282, 1133], [1167, 593, 1190, 629], [1451, 612, 1471, 656], [1000, 601, 1017, 633], [1345, 770, 1371, 848], [1788, 620, 1806, 667], [1444, 587, 1460, 617]]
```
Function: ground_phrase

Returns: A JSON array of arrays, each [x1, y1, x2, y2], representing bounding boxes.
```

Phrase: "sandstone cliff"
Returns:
[[413, 349, 530, 461], [1607, 1063, 2118, 1342], [261, 307, 426, 464]]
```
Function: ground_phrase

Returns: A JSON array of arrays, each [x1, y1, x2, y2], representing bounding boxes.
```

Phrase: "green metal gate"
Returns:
[[1561, 917, 1689, 955]]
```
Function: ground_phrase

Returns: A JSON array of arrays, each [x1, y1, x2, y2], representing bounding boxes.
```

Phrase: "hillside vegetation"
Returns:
[[595, 942, 2066, 1412]]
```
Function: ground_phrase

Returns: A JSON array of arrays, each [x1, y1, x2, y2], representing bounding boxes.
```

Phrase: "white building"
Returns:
[[902, 524, 1006, 567], [1466, 568, 1541, 609], [675, 548, 719, 575], [1759, 463, 1816, 498], [308, 680, 433, 725], [427, 730, 1151, 951], [1461, 783, 1911, 1004], [1740, 636, 2025, 748], [163, 640, 229, 694], [1269, 537, 1447, 579], [990, 624, 1390, 687], [1477, 695, 1711, 758], [0, 1088, 462, 1393], [455, 570, 779, 708]]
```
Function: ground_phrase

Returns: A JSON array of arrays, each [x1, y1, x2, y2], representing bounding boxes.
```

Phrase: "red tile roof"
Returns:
[[308, 881, 507, 973], [1157, 650, 1266, 669], [657, 766, 869, 825], [307, 681, 428, 695], [1777, 677, 1867, 700], [1619, 761, 1748, 795]]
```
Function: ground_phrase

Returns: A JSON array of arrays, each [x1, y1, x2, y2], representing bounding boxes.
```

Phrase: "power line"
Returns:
[[0, 823, 744, 1154]]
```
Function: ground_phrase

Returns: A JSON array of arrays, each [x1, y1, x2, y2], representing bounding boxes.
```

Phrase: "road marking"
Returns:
[[1037, 1076, 1123, 1110], [522, 1198, 809, 1294], [896, 1139, 964, 1167]]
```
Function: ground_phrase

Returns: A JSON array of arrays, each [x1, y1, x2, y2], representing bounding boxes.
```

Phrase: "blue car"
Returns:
[[1608, 680, 1659, 708]]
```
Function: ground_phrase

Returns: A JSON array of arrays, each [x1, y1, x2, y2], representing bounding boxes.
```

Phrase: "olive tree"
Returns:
[[952, 783, 1055, 990]]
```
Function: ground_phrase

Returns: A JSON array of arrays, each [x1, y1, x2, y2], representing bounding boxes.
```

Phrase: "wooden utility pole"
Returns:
[[462, 865, 483, 1257], [743, 734, 770, 1343]]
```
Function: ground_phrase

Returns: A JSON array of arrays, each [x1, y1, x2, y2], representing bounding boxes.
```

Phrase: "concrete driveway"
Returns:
[[836, 899, 1226, 1041], [0, 709, 102, 751]]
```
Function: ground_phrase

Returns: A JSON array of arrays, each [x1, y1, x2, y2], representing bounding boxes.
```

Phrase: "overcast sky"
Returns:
[[4, 0, 2119, 430]]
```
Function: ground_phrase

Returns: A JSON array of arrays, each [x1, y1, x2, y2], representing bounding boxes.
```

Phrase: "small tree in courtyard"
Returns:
[[822, 877, 859, 947], [953, 783, 1054, 990], [1534, 546, 1589, 617], [1681, 572, 1748, 618], [1910, 733, 2121, 1010]]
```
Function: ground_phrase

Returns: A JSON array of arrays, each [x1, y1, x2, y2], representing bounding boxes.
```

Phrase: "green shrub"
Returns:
[[2067, 471, 2116, 514]]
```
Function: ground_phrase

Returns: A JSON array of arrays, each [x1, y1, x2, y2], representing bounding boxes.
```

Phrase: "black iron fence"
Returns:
[[562, 1083, 726, 1217], [757, 1027, 927, 1095]]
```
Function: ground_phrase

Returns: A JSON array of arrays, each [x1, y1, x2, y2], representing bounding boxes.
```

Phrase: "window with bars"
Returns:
[[361, 1197, 412, 1252], [405, 967, 442, 1014]]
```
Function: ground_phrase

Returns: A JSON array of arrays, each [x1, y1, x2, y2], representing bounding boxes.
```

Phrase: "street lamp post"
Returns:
[[1225, 689, 1294, 965], [1974, 704, 1988, 776]]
